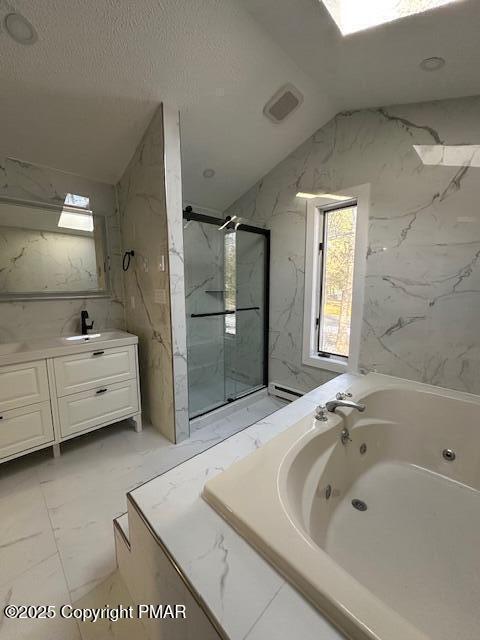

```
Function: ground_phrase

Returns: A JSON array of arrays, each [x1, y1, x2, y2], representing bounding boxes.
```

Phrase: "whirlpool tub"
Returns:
[[203, 374, 480, 640]]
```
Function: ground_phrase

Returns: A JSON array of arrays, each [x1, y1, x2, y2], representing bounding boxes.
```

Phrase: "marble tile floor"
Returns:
[[0, 393, 286, 639]]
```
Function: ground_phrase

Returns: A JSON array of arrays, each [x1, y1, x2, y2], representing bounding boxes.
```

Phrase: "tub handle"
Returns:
[[315, 405, 328, 421]]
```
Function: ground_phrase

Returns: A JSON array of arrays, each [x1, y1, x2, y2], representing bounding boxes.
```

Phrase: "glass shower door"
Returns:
[[224, 228, 267, 401], [184, 212, 269, 418], [184, 219, 227, 417]]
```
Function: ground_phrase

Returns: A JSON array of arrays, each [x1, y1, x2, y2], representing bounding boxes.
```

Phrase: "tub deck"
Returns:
[[204, 373, 480, 640]]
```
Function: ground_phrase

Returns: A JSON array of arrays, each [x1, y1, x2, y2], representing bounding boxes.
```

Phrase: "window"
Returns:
[[322, 0, 460, 36], [302, 185, 369, 373], [317, 204, 357, 358]]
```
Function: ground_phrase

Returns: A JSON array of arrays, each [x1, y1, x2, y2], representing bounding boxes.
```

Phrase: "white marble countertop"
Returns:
[[0, 330, 138, 367], [129, 373, 360, 640]]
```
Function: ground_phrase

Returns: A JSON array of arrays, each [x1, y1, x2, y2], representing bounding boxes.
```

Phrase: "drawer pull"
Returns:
[[92, 350, 105, 356], [0, 416, 3, 420], [96, 388, 108, 395]]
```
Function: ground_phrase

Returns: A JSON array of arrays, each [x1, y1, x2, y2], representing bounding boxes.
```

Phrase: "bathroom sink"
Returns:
[[0, 331, 137, 367], [0, 342, 26, 355], [63, 333, 102, 342], [61, 331, 127, 344]]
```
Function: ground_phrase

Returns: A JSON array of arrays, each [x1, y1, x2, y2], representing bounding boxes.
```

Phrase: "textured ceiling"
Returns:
[[0, 0, 479, 211]]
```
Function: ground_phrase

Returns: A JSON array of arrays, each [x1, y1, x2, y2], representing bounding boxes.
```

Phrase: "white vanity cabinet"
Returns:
[[0, 332, 141, 463]]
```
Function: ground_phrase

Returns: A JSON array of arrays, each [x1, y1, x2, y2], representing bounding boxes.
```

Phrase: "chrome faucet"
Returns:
[[325, 398, 366, 414], [315, 391, 366, 446], [326, 395, 366, 446], [315, 393, 366, 433]]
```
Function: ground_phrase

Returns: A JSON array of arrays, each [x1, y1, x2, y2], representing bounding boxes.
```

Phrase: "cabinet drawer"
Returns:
[[58, 380, 138, 438], [0, 360, 49, 412], [0, 402, 54, 460], [54, 345, 136, 397]]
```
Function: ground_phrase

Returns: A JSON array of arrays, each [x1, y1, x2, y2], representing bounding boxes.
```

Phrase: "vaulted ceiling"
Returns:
[[1, 0, 479, 211]]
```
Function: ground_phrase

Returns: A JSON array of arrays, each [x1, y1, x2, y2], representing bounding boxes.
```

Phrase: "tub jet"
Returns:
[[352, 499, 367, 511]]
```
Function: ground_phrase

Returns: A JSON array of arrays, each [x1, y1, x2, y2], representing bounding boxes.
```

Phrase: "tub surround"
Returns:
[[119, 373, 480, 640], [117, 375, 357, 640], [0, 157, 125, 342], [205, 374, 478, 640], [225, 95, 480, 396], [118, 105, 189, 443]]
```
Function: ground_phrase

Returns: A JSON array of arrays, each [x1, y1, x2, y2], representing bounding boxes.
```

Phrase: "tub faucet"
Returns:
[[325, 398, 366, 446], [325, 399, 366, 414]]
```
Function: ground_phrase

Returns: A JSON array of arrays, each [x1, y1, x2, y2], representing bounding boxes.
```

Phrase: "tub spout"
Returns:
[[325, 399, 366, 414]]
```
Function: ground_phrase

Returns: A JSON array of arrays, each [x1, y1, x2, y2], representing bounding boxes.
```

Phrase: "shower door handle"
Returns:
[[190, 310, 235, 318], [190, 307, 260, 318]]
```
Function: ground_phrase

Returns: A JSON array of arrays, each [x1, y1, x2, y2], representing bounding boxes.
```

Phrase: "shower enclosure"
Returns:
[[183, 208, 270, 418]]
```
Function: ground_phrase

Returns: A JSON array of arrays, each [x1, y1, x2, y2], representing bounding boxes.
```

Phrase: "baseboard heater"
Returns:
[[268, 382, 304, 402]]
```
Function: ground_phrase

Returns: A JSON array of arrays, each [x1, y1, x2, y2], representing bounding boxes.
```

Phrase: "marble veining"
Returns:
[[117, 106, 176, 441], [129, 375, 356, 639], [225, 95, 480, 395], [163, 105, 190, 442], [0, 226, 100, 293], [118, 105, 189, 443], [0, 157, 125, 341]]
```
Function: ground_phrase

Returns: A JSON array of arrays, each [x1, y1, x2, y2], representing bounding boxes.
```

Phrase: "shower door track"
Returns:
[[183, 208, 270, 405]]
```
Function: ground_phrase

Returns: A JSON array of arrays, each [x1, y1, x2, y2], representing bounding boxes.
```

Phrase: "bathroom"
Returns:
[[0, 1, 479, 638]]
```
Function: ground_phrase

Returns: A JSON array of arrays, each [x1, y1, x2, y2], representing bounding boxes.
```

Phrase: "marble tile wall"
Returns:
[[118, 105, 189, 443], [162, 105, 190, 442], [0, 157, 125, 342], [225, 95, 480, 395], [0, 226, 99, 293]]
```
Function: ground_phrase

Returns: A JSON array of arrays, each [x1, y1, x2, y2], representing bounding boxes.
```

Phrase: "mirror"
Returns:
[[0, 197, 109, 299]]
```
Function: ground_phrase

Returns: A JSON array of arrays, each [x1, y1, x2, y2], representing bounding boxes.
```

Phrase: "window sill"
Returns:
[[303, 353, 348, 374]]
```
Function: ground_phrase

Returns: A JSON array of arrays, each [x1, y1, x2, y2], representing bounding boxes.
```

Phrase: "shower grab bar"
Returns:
[[191, 306, 260, 318]]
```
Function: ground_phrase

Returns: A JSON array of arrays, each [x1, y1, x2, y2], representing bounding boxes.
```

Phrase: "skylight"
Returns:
[[322, 0, 460, 35], [64, 193, 90, 209], [58, 192, 93, 231], [414, 145, 480, 168]]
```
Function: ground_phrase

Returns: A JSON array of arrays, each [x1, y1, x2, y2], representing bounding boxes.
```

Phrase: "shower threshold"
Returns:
[[189, 381, 266, 420], [189, 384, 269, 428]]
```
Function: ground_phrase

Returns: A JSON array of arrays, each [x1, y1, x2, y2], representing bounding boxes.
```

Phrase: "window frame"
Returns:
[[316, 200, 357, 359], [302, 184, 369, 374]]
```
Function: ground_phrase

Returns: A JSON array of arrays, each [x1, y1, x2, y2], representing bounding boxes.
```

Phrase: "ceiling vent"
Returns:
[[263, 84, 303, 124]]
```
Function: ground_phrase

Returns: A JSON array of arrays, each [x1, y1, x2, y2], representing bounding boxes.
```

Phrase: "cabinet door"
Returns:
[[54, 346, 136, 397], [0, 361, 49, 413], [58, 379, 139, 438], [0, 402, 54, 460]]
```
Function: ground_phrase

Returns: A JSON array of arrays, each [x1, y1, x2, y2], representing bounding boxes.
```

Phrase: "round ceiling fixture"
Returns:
[[419, 56, 445, 72], [3, 12, 38, 45], [203, 169, 215, 179]]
